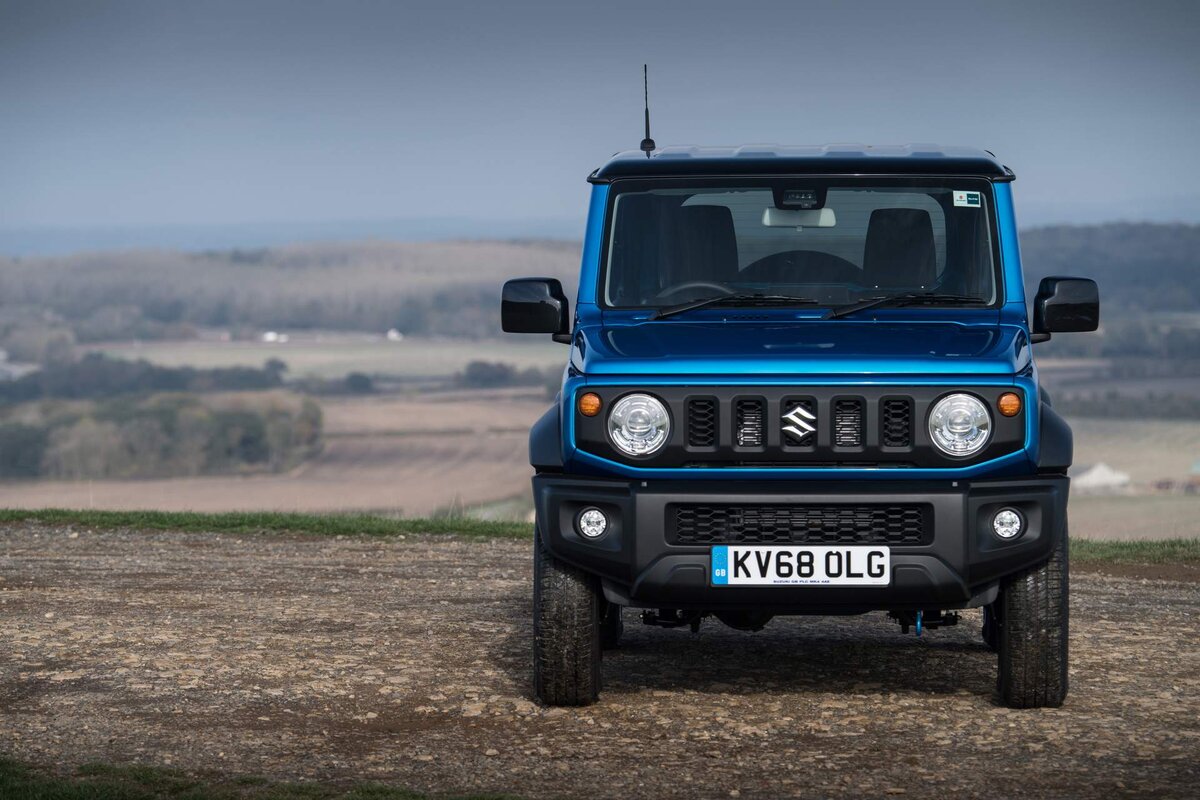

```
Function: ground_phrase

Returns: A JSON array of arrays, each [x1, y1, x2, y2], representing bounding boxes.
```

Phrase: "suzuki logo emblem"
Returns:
[[782, 404, 816, 438]]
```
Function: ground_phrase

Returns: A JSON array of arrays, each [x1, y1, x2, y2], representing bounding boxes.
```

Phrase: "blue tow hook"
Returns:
[[915, 611, 923, 637]]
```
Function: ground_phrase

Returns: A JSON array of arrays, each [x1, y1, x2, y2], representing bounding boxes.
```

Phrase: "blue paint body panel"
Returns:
[[556, 155, 1042, 482]]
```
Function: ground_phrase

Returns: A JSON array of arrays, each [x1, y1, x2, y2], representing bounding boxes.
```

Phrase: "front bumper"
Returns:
[[533, 474, 1069, 613]]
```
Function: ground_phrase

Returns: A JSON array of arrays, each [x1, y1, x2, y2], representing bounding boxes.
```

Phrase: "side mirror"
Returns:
[[502, 277, 571, 343], [1032, 277, 1099, 343]]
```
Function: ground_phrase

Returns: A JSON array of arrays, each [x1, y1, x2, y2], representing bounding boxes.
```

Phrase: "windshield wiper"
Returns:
[[822, 292, 988, 320], [649, 293, 820, 321]]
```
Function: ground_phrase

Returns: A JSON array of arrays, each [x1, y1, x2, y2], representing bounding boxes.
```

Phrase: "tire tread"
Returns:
[[997, 538, 1069, 708], [533, 537, 601, 706]]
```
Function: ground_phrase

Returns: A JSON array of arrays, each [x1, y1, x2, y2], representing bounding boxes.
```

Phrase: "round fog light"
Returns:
[[992, 508, 1024, 539], [577, 508, 608, 539]]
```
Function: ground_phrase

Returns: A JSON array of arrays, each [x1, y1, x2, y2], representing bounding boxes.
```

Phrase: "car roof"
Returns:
[[589, 144, 1014, 183]]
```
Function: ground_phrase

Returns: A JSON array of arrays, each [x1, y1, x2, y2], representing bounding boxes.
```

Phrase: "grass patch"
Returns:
[[1072, 537, 1200, 565], [0, 508, 1195, 565], [0, 757, 519, 799], [0, 508, 531, 540]]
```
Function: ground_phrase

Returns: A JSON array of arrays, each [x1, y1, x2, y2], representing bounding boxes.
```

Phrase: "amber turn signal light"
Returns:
[[578, 392, 602, 417], [997, 392, 1022, 417]]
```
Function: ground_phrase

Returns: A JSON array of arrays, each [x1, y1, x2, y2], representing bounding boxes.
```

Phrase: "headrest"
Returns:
[[606, 199, 739, 304], [667, 205, 738, 285], [862, 208, 936, 290]]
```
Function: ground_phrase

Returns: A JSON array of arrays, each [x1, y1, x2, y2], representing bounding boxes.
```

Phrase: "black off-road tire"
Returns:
[[997, 539, 1069, 708], [533, 535, 601, 706], [600, 602, 624, 650]]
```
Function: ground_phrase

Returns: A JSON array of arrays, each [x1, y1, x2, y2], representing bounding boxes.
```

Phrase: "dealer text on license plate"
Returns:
[[710, 545, 890, 586]]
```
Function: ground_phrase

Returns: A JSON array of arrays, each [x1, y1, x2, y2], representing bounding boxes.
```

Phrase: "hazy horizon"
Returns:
[[5, 215, 1200, 260], [3, 0, 1199, 255]]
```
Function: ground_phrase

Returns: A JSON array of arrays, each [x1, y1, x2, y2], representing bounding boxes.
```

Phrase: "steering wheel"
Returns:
[[654, 281, 734, 301]]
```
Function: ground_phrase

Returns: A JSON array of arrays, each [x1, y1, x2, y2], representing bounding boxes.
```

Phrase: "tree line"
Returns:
[[0, 393, 322, 480], [0, 353, 287, 403], [0, 354, 321, 480]]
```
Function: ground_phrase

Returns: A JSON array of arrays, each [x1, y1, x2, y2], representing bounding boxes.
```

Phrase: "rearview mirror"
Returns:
[[1032, 277, 1099, 343], [762, 207, 837, 228], [501, 277, 571, 343]]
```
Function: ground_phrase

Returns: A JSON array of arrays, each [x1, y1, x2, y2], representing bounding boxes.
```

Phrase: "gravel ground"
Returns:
[[1, 524, 1198, 799]]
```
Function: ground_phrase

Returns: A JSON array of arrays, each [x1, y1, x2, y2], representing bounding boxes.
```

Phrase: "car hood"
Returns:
[[573, 320, 1029, 378]]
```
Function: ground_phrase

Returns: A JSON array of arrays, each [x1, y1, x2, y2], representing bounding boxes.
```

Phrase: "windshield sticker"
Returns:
[[953, 190, 982, 208]]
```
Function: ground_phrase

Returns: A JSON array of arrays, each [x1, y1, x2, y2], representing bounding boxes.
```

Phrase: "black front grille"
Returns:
[[735, 399, 764, 447], [575, 386, 1027, 469], [671, 504, 932, 545], [687, 398, 717, 447], [833, 399, 864, 447], [881, 398, 913, 448]]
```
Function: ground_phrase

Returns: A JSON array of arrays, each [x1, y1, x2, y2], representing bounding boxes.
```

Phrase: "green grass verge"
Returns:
[[1, 508, 1196, 564], [1072, 537, 1200, 564], [0, 757, 520, 800], [0, 508, 531, 540]]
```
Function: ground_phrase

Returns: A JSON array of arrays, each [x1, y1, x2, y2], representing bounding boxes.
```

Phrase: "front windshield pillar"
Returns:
[[993, 182, 1028, 326], [576, 183, 608, 308]]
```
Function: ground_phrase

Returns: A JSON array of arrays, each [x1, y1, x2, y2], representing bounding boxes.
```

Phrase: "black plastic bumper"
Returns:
[[532, 474, 1069, 613]]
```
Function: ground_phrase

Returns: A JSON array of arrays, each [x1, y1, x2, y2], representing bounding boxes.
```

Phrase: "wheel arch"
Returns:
[[530, 402, 564, 472], [1037, 401, 1073, 473]]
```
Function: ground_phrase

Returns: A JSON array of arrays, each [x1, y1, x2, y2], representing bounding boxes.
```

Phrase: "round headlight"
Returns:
[[608, 393, 670, 457], [928, 393, 991, 457]]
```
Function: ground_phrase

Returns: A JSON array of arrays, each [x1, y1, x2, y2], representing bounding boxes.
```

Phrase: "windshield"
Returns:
[[602, 179, 999, 310]]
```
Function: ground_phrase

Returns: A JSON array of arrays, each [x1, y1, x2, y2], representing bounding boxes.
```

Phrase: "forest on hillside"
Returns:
[[0, 240, 579, 355], [1020, 224, 1200, 310], [1014, 224, 1200, 358]]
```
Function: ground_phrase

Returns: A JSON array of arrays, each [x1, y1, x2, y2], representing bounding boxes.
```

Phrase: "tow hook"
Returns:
[[890, 610, 960, 635], [641, 609, 703, 633]]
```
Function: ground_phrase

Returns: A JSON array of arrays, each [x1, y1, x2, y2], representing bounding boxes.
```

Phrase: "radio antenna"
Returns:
[[639, 64, 655, 157]]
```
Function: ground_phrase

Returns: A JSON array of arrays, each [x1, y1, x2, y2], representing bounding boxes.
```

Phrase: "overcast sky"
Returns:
[[2, 0, 1198, 250]]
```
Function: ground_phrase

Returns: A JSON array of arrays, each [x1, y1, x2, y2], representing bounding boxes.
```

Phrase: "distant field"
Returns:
[[0, 239, 580, 338], [1070, 495, 1200, 540], [1040, 358, 1200, 401], [0, 389, 1197, 537], [93, 334, 566, 379], [1068, 416, 1200, 483], [0, 389, 549, 518]]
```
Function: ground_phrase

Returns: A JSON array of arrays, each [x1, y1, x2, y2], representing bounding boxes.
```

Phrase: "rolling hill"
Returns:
[[0, 224, 1195, 346]]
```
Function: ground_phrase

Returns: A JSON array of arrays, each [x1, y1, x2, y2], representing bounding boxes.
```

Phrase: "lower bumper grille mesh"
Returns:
[[671, 503, 931, 545]]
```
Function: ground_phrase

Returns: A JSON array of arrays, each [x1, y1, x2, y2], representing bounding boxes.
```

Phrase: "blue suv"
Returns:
[[502, 145, 1099, 709]]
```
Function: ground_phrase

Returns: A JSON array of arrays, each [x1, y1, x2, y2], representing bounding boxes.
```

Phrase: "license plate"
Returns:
[[710, 545, 891, 587]]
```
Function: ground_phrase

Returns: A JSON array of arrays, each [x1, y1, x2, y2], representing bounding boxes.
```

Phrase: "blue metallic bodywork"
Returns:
[[559, 179, 1042, 481]]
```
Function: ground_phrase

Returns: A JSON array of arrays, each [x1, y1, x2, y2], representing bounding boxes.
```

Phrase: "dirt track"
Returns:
[[2, 524, 1198, 798]]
